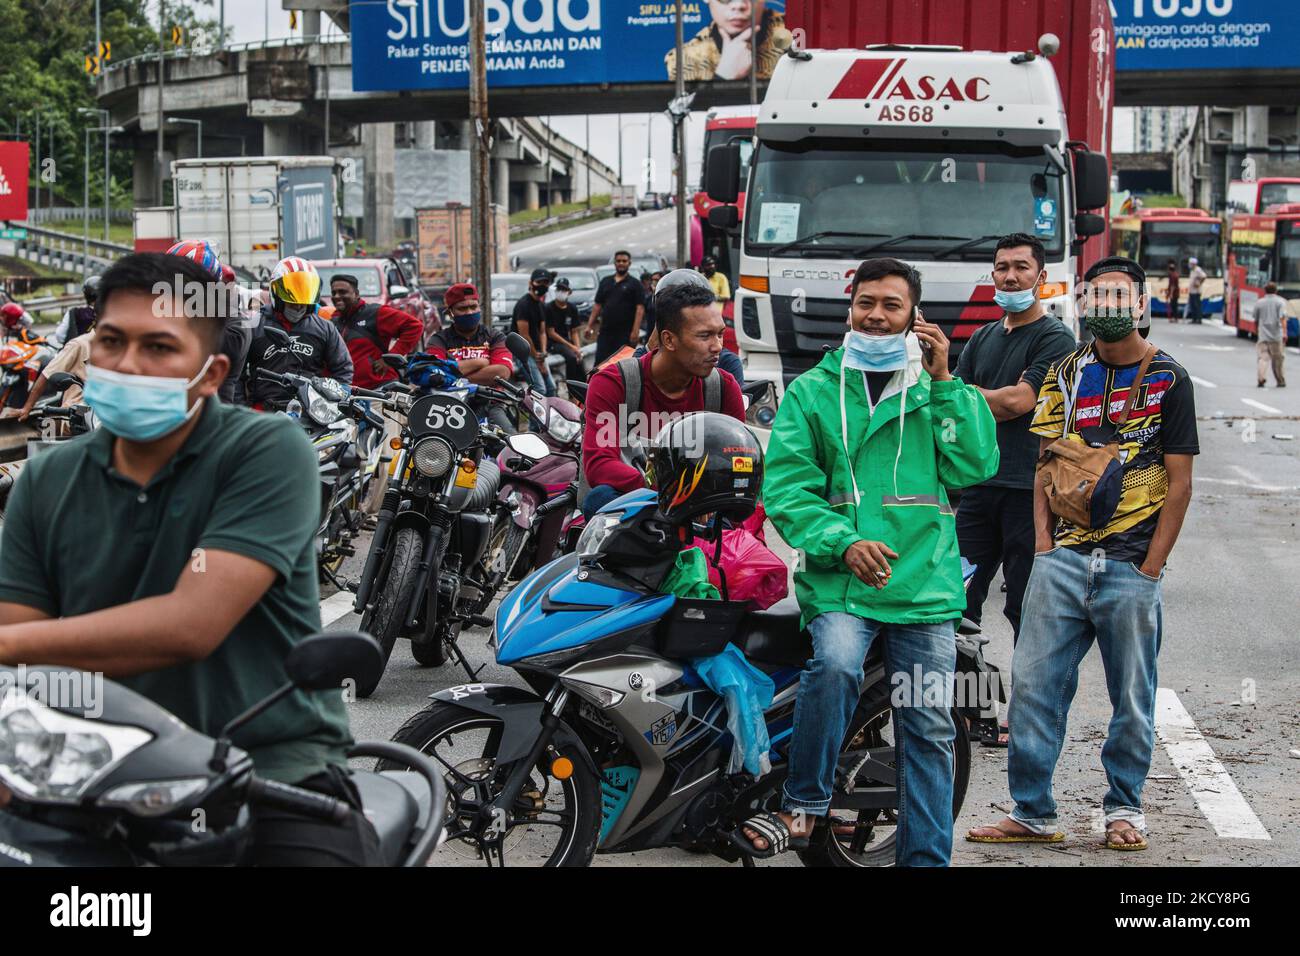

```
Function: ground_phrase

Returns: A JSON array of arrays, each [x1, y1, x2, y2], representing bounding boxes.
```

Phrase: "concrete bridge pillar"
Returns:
[[495, 158, 511, 212], [303, 10, 321, 37], [263, 120, 305, 157], [363, 123, 396, 249], [524, 180, 539, 211]]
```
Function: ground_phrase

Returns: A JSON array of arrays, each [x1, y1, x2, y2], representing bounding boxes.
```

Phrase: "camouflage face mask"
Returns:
[[1084, 304, 1137, 343]]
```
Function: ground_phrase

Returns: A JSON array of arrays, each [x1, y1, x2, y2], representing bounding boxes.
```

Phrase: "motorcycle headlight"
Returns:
[[547, 409, 581, 444], [0, 689, 152, 804], [576, 511, 622, 559], [412, 437, 454, 478], [306, 387, 341, 426]]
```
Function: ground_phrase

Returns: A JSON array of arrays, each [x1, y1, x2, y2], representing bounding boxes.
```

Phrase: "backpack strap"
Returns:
[[703, 367, 722, 412], [616, 356, 642, 420], [1114, 345, 1158, 430]]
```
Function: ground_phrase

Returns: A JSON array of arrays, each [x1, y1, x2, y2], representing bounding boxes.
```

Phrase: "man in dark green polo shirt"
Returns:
[[0, 252, 379, 865]]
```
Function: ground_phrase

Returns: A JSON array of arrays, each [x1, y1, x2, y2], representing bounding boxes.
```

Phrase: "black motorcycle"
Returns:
[[348, 340, 542, 696], [0, 632, 446, 867]]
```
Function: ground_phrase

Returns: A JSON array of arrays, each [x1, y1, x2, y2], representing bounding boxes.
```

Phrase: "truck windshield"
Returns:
[[1142, 223, 1221, 277], [745, 138, 1065, 259], [1259, 182, 1300, 210]]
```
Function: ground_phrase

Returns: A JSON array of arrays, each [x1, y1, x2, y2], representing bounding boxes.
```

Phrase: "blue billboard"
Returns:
[[1113, 0, 1300, 71], [350, 0, 788, 92]]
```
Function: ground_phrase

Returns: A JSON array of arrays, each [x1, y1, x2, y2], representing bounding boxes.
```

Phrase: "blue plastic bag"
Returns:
[[691, 643, 775, 779], [405, 354, 464, 391]]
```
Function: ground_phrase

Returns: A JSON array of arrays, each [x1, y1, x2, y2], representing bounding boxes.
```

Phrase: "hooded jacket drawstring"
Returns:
[[839, 333, 924, 507]]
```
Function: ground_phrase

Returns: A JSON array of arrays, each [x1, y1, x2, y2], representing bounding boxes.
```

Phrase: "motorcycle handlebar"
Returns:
[[245, 776, 352, 825], [535, 486, 577, 519]]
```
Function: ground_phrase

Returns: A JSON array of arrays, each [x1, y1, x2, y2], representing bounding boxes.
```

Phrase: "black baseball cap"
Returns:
[[1084, 256, 1145, 287], [530, 268, 554, 283], [554, 277, 571, 290]]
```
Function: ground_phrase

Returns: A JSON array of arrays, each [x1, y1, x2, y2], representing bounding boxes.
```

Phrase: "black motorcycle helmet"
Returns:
[[651, 412, 762, 527], [83, 274, 101, 306]]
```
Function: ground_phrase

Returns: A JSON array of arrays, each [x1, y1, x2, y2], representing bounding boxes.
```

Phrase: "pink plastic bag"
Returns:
[[692, 523, 789, 610]]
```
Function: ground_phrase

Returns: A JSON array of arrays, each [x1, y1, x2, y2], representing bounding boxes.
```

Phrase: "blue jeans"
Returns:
[[784, 612, 957, 867], [523, 355, 553, 397], [581, 484, 622, 521], [1007, 546, 1163, 834]]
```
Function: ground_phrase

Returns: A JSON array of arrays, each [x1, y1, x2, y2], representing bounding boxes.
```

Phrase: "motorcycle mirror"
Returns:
[[505, 331, 532, 363], [383, 353, 407, 369], [506, 432, 550, 461], [264, 326, 291, 347], [389, 285, 411, 299], [286, 631, 385, 692], [44, 371, 83, 394]]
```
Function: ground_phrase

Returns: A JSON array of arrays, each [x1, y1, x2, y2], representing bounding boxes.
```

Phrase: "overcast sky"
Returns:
[[216, 0, 1132, 186]]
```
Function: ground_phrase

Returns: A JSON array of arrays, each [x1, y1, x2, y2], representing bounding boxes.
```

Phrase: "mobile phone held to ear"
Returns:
[[912, 306, 934, 353]]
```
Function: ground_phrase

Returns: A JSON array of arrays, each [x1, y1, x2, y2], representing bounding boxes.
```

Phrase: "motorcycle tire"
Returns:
[[500, 521, 530, 583], [410, 635, 447, 667], [795, 681, 971, 868], [356, 526, 422, 698], [379, 702, 601, 867]]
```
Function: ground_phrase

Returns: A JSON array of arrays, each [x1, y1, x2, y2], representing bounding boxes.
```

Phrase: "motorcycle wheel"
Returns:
[[795, 682, 971, 868], [499, 521, 530, 583], [410, 634, 447, 667], [379, 703, 601, 867], [357, 526, 422, 698]]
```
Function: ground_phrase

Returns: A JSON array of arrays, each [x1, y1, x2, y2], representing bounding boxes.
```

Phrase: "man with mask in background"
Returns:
[[0, 252, 379, 864], [953, 235, 1076, 745], [968, 256, 1197, 853], [240, 257, 353, 408], [754, 258, 998, 865]]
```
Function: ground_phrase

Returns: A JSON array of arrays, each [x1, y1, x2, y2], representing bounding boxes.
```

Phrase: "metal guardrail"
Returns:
[[509, 207, 612, 238], [8, 224, 133, 284], [101, 35, 348, 76]]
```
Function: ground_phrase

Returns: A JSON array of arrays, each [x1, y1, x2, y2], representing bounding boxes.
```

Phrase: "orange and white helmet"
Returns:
[[269, 256, 321, 307]]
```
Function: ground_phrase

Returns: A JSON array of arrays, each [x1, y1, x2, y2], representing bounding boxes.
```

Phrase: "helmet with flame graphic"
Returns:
[[651, 412, 762, 527]]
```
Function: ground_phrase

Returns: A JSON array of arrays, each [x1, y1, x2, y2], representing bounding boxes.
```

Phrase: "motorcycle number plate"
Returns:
[[408, 395, 478, 451]]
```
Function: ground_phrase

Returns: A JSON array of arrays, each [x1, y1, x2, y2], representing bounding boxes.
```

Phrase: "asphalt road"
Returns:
[[321, 217, 1299, 867], [510, 207, 679, 272]]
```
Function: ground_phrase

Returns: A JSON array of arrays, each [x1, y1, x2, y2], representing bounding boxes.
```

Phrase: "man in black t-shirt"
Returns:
[[546, 276, 585, 384], [969, 256, 1198, 853], [955, 234, 1077, 659], [512, 268, 554, 396], [586, 250, 646, 365]]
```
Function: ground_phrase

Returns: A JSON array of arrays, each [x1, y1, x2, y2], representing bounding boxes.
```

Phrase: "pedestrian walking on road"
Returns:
[[1254, 282, 1287, 388], [968, 256, 1199, 853], [1186, 257, 1207, 324], [1165, 259, 1180, 322]]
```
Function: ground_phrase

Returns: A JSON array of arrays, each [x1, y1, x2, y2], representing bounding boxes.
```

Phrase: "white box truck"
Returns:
[[612, 184, 639, 217], [171, 157, 341, 281]]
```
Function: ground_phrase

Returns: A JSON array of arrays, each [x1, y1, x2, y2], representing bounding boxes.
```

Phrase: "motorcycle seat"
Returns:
[[740, 596, 812, 667], [353, 770, 422, 866]]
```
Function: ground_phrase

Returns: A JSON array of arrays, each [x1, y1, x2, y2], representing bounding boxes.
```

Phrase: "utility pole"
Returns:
[[156, 0, 166, 206], [585, 113, 591, 210], [617, 112, 622, 185], [544, 115, 551, 220], [33, 112, 40, 223], [674, 0, 687, 268], [646, 112, 653, 195], [749, 0, 758, 105], [468, 0, 492, 310]]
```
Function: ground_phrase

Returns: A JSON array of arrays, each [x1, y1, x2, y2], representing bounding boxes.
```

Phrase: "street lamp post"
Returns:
[[674, 1, 688, 267], [78, 108, 110, 241], [168, 117, 202, 159], [82, 126, 122, 279], [156, 0, 166, 205]]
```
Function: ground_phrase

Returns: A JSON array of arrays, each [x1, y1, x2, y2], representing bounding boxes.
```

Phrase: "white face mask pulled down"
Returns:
[[837, 324, 923, 507]]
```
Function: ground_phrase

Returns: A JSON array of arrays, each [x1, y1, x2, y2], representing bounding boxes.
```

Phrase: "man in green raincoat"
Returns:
[[745, 258, 998, 865]]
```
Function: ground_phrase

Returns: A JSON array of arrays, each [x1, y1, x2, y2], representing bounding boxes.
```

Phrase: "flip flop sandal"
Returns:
[[966, 822, 1065, 844], [728, 812, 811, 859], [1104, 826, 1149, 851], [976, 722, 1010, 748]]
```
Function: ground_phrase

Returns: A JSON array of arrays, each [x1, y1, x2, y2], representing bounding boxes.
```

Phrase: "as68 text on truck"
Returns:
[[708, 0, 1114, 393]]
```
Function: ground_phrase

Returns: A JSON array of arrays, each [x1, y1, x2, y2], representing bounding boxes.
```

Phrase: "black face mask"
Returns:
[[533, 285, 549, 297]]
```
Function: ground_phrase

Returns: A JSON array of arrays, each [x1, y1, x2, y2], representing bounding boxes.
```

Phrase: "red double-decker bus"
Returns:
[[1226, 204, 1300, 344]]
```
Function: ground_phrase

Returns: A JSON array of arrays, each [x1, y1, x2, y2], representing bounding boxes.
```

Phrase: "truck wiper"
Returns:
[[852, 233, 968, 256], [770, 231, 888, 257], [933, 235, 1005, 259]]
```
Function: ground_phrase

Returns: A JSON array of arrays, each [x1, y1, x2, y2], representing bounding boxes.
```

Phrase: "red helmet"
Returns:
[[0, 302, 25, 325]]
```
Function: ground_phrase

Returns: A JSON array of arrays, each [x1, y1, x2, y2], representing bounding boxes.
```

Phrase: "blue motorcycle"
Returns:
[[381, 488, 973, 867]]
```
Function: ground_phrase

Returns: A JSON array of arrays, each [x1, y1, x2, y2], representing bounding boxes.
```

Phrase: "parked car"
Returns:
[[639, 194, 661, 210], [313, 257, 436, 335], [489, 272, 531, 331]]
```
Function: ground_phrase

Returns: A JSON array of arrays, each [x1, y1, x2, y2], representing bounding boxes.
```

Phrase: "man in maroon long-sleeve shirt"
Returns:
[[330, 274, 424, 390], [581, 281, 744, 519]]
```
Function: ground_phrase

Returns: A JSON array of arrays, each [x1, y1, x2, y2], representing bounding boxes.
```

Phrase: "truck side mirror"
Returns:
[[707, 205, 739, 230], [705, 143, 742, 205], [1075, 213, 1106, 238], [1072, 150, 1109, 211]]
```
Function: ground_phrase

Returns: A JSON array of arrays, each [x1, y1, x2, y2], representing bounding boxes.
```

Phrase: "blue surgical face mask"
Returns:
[[842, 328, 909, 373], [993, 286, 1039, 313], [84, 356, 214, 442], [453, 310, 481, 331]]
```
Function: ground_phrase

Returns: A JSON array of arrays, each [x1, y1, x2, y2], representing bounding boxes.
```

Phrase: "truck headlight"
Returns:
[[0, 689, 152, 804]]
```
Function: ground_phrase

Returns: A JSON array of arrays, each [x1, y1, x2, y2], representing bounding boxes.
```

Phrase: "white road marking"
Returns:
[[1230, 464, 1263, 485], [1154, 689, 1270, 840], [1191, 376, 1217, 389], [1196, 476, 1299, 493], [320, 590, 358, 628], [1289, 347, 1300, 356], [1241, 397, 1282, 414], [1194, 345, 1234, 352]]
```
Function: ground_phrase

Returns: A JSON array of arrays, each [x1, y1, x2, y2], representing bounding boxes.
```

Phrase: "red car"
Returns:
[[313, 257, 438, 340]]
